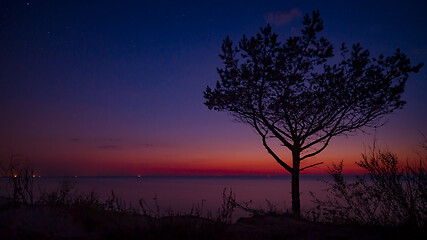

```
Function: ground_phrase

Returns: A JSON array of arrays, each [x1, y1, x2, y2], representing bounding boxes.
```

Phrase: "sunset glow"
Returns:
[[0, 1, 425, 176]]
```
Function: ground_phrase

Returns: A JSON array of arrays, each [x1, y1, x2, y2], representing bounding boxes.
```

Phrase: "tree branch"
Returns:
[[261, 135, 293, 173], [252, 117, 293, 173], [300, 162, 324, 172]]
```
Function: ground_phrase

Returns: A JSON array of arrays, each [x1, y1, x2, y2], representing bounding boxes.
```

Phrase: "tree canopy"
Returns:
[[204, 11, 422, 171], [203, 11, 422, 217]]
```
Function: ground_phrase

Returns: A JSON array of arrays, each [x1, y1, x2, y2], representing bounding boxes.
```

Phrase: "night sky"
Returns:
[[1, 0, 426, 176]]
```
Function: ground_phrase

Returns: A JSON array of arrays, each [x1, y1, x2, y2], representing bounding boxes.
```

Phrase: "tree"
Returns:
[[203, 11, 423, 218]]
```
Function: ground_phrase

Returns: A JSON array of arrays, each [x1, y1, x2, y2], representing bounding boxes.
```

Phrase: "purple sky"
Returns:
[[1, 0, 426, 176]]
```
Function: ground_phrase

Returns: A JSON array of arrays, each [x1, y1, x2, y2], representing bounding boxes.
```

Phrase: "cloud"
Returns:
[[412, 47, 427, 56], [67, 137, 121, 143], [66, 137, 156, 149], [67, 137, 82, 142], [265, 8, 302, 26], [98, 145, 119, 150]]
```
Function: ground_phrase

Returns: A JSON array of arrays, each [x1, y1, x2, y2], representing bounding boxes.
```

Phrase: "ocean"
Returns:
[[0, 175, 333, 220]]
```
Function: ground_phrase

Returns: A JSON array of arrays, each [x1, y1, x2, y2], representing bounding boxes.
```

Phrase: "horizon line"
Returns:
[[0, 173, 364, 178]]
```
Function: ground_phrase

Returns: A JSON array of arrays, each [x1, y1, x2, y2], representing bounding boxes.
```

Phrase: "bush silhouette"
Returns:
[[311, 145, 426, 227]]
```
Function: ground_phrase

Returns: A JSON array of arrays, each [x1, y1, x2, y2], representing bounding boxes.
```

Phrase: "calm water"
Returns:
[[0, 176, 332, 220]]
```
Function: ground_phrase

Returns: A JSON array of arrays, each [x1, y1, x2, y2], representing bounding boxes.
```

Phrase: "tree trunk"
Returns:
[[291, 171, 300, 218], [291, 150, 301, 218]]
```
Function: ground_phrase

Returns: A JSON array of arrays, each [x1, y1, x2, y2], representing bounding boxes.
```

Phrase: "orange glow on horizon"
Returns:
[[4, 131, 422, 177], [28, 152, 366, 176]]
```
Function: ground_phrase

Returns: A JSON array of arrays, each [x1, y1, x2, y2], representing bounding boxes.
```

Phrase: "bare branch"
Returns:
[[253, 117, 293, 173], [300, 162, 324, 172]]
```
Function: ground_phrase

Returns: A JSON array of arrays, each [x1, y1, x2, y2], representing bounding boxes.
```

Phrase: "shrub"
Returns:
[[310, 147, 426, 227], [0, 153, 35, 205]]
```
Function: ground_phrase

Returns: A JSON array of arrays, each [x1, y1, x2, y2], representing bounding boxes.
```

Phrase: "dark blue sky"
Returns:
[[1, 0, 426, 175]]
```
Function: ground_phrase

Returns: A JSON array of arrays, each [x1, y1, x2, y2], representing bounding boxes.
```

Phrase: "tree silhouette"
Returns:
[[203, 11, 423, 218]]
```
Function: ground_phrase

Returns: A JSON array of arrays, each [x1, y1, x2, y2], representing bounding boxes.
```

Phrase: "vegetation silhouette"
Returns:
[[203, 11, 423, 218], [309, 142, 426, 234], [0, 153, 35, 205]]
